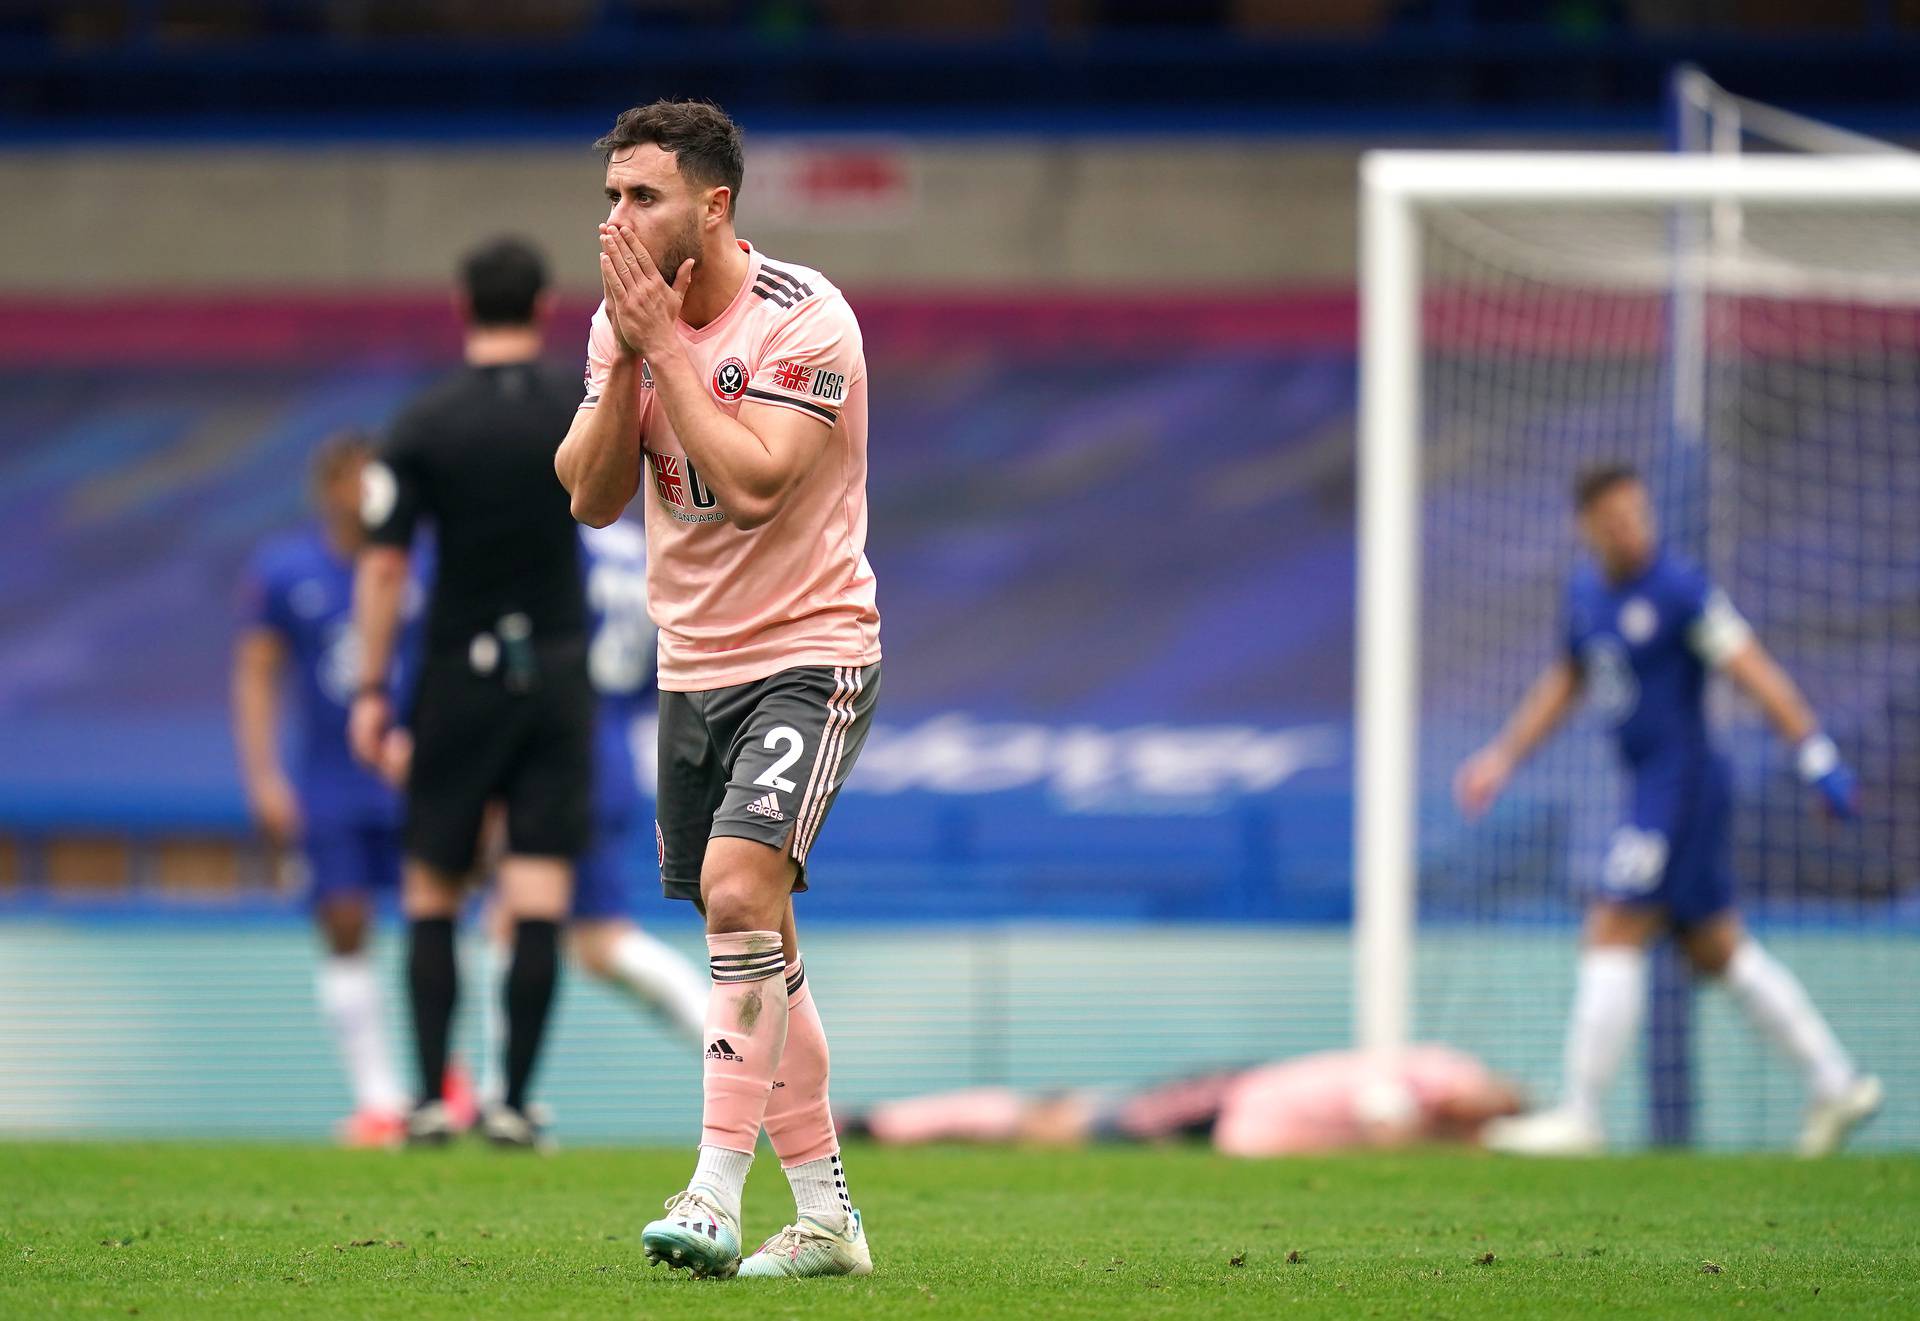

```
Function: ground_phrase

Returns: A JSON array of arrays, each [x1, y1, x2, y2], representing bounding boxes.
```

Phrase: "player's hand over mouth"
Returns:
[[598, 223, 693, 362]]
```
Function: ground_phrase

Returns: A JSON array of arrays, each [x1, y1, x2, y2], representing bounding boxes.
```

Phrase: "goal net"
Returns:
[[1357, 151, 1920, 1149]]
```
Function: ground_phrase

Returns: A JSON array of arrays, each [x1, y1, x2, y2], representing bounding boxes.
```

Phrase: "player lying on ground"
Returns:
[[232, 432, 418, 1147], [1455, 464, 1882, 1157], [556, 101, 884, 1280], [844, 1045, 1524, 1156]]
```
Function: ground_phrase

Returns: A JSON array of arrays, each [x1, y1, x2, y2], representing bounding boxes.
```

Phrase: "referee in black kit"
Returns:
[[349, 237, 589, 1149]]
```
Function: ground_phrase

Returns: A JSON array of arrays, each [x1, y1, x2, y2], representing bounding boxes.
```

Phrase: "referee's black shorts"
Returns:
[[403, 640, 593, 875]]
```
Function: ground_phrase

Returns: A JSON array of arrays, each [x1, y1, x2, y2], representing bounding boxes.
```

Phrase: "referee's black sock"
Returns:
[[504, 918, 561, 1113], [406, 916, 458, 1107]]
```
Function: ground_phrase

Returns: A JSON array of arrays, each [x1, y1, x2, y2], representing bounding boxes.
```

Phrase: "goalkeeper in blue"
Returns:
[[1455, 465, 1881, 1156]]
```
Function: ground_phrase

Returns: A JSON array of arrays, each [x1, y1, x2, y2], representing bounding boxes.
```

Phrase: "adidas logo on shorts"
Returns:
[[745, 791, 785, 822], [707, 1038, 742, 1062]]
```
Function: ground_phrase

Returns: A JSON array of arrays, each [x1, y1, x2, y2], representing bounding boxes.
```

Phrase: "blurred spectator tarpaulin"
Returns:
[[747, 142, 917, 230]]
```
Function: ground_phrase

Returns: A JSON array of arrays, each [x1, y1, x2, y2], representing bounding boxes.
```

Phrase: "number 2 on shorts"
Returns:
[[754, 726, 805, 795]]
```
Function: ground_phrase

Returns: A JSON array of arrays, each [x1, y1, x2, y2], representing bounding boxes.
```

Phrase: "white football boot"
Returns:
[[1798, 1074, 1883, 1158], [478, 1102, 556, 1153], [1482, 1107, 1605, 1156], [641, 1186, 742, 1279], [736, 1209, 873, 1279]]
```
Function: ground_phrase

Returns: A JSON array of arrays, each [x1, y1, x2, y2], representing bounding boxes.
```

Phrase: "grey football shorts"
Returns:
[[654, 663, 880, 903]]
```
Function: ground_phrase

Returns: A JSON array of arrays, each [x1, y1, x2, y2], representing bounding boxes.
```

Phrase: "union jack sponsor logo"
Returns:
[[649, 450, 685, 506], [772, 359, 813, 392]]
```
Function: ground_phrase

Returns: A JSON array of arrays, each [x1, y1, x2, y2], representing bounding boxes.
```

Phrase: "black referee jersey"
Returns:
[[363, 356, 595, 873], [363, 359, 588, 651]]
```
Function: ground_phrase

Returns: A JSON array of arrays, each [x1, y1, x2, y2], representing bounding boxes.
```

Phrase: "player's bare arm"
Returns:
[[1455, 656, 1583, 819], [347, 544, 409, 769], [1719, 638, 1858, 817], [230, 627, 300, 846], [1719, 638, 1817, 745], [598, 222, 835, 531], [554, 240, 649, 527], [555, 366, 644, 528]]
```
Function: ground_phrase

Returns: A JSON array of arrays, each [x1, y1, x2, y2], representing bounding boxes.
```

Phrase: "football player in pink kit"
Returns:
[[845, 1047, 1524, 1156], [555, 101, 881, 1281]]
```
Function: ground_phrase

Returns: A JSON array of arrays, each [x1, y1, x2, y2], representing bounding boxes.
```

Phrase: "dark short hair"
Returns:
[[1574, 463, 1642, 511], [309, 429, 372, 491], [460, 236, 548, 327], [594, 99, 744, 216]]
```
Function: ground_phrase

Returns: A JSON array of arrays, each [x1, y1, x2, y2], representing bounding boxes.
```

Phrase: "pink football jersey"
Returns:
[[580, 240, 881, 690], [1212, 1046, 1495, 1156]]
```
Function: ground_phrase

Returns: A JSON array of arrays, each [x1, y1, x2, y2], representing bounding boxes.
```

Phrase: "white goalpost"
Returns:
[[1356, 150, 1920, 1147], [1672, 65, 1910, 161]]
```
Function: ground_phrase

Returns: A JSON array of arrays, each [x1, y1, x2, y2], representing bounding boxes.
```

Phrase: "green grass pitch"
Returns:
[[3, 1142, 1916, 1318]]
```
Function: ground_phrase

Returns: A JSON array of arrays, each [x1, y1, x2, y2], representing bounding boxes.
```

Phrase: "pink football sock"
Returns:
[[700, 930, 789, 1154], [763, 957, 839, 1167]]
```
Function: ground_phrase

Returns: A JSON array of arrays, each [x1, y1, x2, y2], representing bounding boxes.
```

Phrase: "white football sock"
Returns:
[[1722, 940, 1855, 1103], [604, 926, 708, 1043], [1562, 945, 1647, 1127], [690, 1145, 754, 1224], [316, 955, 406, 1113], [786, 1151, 852, 1230], [476, 937, 508, 1107]]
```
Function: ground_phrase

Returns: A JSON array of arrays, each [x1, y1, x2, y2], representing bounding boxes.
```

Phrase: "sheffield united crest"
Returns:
[[712, 357, 748, 401]]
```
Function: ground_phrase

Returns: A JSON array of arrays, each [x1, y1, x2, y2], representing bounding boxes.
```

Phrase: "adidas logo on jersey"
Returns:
[[745, 792, 785, 822], [707, 1038, 742, 1063]]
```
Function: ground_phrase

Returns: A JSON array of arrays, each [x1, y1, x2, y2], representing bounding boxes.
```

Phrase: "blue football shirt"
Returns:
[[236, 525, 423, 828]]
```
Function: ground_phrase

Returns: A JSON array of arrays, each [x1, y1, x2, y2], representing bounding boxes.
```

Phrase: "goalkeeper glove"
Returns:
[[1797, 734, 1858, 820]]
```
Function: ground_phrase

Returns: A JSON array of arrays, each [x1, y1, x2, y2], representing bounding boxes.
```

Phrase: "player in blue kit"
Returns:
[[232, 432, 417, 1146], [474, 518, 708, 1129], [1455, 465, 1882, 1156], [568, 519, 708, 1030]]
